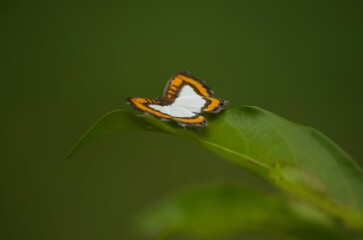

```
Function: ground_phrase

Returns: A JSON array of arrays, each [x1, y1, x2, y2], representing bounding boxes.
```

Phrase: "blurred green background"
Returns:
[[1, 1, 362, 239]]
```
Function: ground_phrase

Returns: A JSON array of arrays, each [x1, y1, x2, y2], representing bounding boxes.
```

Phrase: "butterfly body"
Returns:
[[127, 72, 227, 127]]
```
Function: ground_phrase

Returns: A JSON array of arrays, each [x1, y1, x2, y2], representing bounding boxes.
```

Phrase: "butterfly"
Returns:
[[127, 72, 228, 127]]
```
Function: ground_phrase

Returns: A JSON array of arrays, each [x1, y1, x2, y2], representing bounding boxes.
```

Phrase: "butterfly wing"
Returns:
[[127, 72, 227, 127], [127, 97, 207, 126], [163, 72, 228, 113], [171, 84, 208, 113]]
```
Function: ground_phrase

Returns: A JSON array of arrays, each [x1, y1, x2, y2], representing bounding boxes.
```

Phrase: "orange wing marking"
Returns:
[[164, 73, 212, 101], [177, 74, 211, 97], [174, 115, 206, 125], [203, 97, 222, 112], [128, 98, 172, 119]]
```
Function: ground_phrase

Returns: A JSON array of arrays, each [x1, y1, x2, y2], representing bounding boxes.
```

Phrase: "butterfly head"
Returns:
[[211, 98, 228, 113]]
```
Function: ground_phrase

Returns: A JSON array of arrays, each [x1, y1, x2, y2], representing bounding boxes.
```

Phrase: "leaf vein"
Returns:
[[202, 140, 271, 170], [262, 118, 298, 164]]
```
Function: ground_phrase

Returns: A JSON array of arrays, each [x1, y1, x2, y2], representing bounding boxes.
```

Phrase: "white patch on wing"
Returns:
[[172, 85, 206, 113], [148, 105, 196, 118], [149, 85, 206, 118]]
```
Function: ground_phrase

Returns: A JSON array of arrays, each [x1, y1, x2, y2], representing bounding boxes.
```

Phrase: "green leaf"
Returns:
[[68, 106, 363, 228], [67, 109, 163, 158], [139, 183, 348, 239]]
